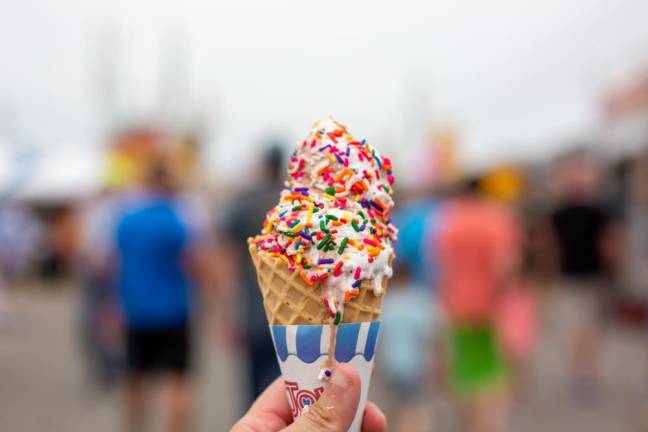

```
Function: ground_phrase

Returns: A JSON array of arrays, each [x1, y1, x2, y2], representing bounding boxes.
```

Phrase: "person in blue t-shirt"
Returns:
[[115, 160, 208, 432]]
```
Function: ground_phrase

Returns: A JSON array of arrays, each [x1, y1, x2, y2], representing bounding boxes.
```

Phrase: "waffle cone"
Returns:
[[249, 244, 388, 325]]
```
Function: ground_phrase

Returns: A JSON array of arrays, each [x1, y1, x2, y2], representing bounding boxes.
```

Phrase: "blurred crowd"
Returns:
[[2, 130, 648, 432]]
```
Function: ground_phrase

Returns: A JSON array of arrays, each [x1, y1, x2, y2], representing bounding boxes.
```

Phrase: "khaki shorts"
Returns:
[[544, 279, 605, 342]]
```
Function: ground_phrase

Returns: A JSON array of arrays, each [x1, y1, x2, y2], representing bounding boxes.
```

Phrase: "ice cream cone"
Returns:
[[247, 117, 397, 432], [250, 244, 391, 432], [249, 244, 388, 325]]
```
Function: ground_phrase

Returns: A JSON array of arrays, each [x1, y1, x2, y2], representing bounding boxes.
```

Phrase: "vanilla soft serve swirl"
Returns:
[[250, 117, 397, 322]]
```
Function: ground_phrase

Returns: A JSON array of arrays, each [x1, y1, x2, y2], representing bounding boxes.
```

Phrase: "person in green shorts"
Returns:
[[448, 325, 508, 396]]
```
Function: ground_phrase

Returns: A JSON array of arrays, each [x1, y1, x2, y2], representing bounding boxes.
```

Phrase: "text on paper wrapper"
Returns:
[[284, 381, 325, 418]]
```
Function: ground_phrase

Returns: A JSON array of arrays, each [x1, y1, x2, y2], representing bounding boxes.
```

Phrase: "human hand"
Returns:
[[231, 363, 387, 432]]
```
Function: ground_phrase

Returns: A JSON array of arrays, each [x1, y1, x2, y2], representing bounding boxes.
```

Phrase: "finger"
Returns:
[[248, 377, 294, 423], [231, 411, 286, 432], [284, 363, 361, 432], [231, 377, 292, 431], [361, 401, 387, 432]]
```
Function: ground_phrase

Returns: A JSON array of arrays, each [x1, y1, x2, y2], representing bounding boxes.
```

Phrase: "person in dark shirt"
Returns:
[[549, 152, 613, 400], [221, 145, 283, 406]]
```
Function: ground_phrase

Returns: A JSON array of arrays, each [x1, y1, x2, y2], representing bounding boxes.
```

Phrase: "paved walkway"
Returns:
[[0, 285, 646, 431]]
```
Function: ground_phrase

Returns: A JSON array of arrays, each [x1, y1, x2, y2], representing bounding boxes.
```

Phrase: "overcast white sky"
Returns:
[[1, 0, 648, 183]]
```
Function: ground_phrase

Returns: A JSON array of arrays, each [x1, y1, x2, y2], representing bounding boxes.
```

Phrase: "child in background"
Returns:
[[379, 262, 434, 432], [496, 276, 539, 399]]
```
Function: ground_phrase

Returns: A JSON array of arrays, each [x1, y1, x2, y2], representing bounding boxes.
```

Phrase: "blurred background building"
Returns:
[[2, 0, 648, 431]]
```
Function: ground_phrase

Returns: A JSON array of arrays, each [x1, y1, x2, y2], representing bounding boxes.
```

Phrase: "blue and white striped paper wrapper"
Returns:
[[270, 321, 380, 432]]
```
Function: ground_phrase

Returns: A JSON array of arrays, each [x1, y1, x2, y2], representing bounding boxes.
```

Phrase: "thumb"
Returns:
[[284, 363, 361, 432]]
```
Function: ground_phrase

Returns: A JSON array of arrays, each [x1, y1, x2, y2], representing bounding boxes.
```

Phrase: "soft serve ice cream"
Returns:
[[250, 117, 397, 323]]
